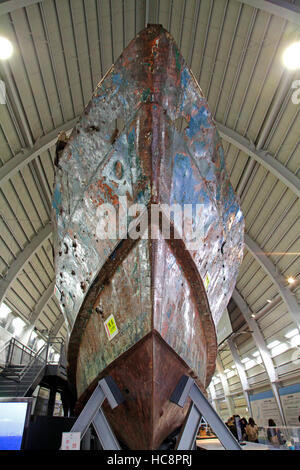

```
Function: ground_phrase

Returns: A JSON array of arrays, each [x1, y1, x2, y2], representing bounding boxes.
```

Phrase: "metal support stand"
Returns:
[[68, 376, 124, 450], [170, 375, 242, 450]]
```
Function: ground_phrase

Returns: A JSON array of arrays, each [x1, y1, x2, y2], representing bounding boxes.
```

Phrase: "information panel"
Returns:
[[279, 384, 300, 427], [250, 390, 284, 427], [250, 384, 300, 428]]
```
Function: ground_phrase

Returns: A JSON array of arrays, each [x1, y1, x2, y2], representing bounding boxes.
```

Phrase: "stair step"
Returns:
[[7, 364, 26, 369], [0, 385, 18, 388], [2, 374, 20, 378]]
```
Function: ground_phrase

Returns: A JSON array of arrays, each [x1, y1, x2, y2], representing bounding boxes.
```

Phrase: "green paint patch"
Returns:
[[142, 88, 151, 102], [132, 262, 138, 276], [174, 47, 181, 72]]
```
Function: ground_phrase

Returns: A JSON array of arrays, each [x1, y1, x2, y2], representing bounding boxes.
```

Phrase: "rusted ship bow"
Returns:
[[52, 25, 244, 449]]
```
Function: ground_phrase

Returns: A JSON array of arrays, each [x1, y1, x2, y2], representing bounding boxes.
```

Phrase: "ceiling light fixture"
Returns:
[[267, 340, 280, 349], [36, 339, 45, 350], [252, 351, 260, 357], [271, 343, 288, 357], [244, 359, 256, 370], [0, 302, 11, 319], [30, 330, 37, 340], [287, 276, 296, 284], [285, 328, 298, 339], [226, 370, 236, 378], [283, 42, 300, 70], [290, 334, 300, 348], [12, 317, 25, 336], [241, 357, 250, 363], [0, 37, 13, 60]]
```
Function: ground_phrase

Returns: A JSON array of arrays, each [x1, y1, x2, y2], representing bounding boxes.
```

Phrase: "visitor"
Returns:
[[240, 417, 248, 441], [226, 416, 237, 439], [245, 417, 259, 443], [267, 419, 285, 447], [295, 415, 300, 450]]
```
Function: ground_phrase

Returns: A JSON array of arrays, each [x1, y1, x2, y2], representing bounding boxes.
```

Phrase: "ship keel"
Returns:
[[76, 331, 195, 450]]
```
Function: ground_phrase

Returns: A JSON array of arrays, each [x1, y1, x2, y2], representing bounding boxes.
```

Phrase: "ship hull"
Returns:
[[67, 235, 217, 449], [53, 25, 244, 449]]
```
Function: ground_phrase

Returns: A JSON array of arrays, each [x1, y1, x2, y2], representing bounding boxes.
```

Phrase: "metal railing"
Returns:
[[0, 338, 11, 368], [46, 337, 65, 365], [0, 336, 67, 397], [8, 337, 36, 366], [18, 344, 48, 383], [1, 336, 65, 379], [0, 337, 36, 368]]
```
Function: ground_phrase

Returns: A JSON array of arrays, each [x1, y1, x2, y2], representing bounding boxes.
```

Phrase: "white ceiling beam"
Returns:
[[30, 281, 55, 324], [0, 223, 52, 306], [0, 0, 41, 15], [0, 118, 78, 187], [217, 122, 300, 199], [238, 0, 300, 26], [1, 117, 299, 205], [1, 62, 53, 213], [245, 233, 300, 331], [50, 314, 65, 337], [235, 73, 292, 197]]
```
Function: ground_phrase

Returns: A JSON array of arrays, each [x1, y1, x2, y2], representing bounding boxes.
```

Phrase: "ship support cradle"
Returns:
[[65, 375, 241, 450]]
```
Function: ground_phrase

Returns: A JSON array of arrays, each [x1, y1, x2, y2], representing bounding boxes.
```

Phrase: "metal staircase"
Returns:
[[0, 337, 62, 398]]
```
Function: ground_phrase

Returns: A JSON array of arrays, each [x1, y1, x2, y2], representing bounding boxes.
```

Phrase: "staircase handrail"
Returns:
[[0, 337, 37, 367], [18, 344, 47, 383], [8, 337, 36, 356], [21, 344, 51, 396], [0, 337, 12, 361]]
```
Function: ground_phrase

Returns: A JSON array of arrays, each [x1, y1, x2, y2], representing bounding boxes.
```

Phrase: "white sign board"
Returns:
[[250, 391, 284, 428], [279, 384, 300, 427], [250, 385, 300, 428], [61, 432, 81, 450]]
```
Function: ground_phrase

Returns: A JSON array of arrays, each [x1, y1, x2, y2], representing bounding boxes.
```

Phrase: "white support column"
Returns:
[[227, 337, 252, 417], [232, 289, 287, 426], [216, 357, 235, 417], [208, 382, 219, 414]]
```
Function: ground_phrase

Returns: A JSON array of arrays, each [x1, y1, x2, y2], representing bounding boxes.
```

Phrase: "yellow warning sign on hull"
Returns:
[[104, 314, 119, 341]]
